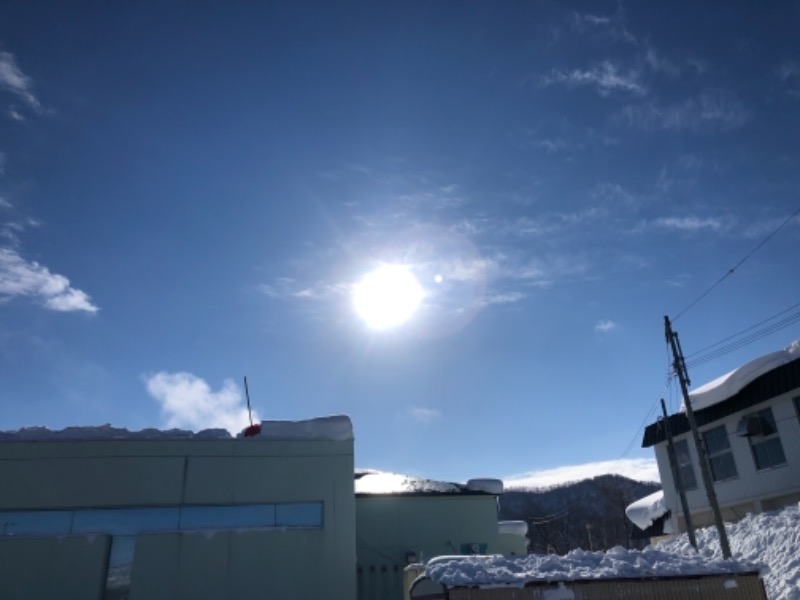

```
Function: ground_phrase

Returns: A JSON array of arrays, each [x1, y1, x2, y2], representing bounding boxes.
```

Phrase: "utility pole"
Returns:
[[664, 316, 732, 558], [660, 398, 697, 551]]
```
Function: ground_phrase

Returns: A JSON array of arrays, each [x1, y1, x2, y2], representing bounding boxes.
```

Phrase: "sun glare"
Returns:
[[352, 265, 424, 330]]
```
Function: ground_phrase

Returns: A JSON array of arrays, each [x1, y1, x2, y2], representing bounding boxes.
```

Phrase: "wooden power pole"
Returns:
[[664, 315, 732, 559], [660, 398, 697, 551]]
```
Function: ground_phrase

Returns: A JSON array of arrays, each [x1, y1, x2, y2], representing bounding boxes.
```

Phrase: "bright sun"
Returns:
[[352, 264, 424, 330]]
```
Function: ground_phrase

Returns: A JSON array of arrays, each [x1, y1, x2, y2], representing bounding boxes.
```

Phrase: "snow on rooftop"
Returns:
[[625, 490, 671, 532], [424, 503, 800, 600], [0, 415, 353, 442], [355, 470, 463, 495], [253, 415, 353, 441], [424, 545, 756, 589], [686, 340, 800, 411]]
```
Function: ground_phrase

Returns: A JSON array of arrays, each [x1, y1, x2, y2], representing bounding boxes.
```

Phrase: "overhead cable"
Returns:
[[672, 207, 800, 322]]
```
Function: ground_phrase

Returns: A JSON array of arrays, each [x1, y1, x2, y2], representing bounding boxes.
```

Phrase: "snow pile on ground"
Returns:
[[657, 503, 800, 600], [424, 503, 800, 599]]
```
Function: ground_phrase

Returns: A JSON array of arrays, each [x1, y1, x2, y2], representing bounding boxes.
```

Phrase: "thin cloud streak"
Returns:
[[504, 458, 660, 490], [621, 92, 749, 131], [0, 51, 42, 114], [542, 61, 645, 96], [654, 216, 728, 232], [409, 406, 441, 423]]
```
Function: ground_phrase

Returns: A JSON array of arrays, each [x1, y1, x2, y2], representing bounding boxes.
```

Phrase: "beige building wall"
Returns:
[[0, 434, 355, 600]]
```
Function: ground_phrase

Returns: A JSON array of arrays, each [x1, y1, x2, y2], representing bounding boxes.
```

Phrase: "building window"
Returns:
[[0, 501, 324, 538], [672, 439, 697, 490], [742, 408, 787, 470], [702, 425, 738, 481]]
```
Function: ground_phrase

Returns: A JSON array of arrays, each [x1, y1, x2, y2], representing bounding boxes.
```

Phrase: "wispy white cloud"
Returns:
[[528, 138, 569, 153], [0, 51, 42, 116], [504, 457, 660, 490], [654, 216, 729, 232], [481, 291, 525, 306], [592, 182, 639, 209], [594, 319, 616, 332], [570, 9, 636, 44], [144, 371, 255, 434], [777, 61, 800, 82], [409, 406, 441, 423], [777, 61, 800, 98], [621, 92, 749, 131], [665, 273, 691, 288], [0, 248, 98, 312], [644, 46, 680, 78], [542, 61, 646, 96], [259, 277, 348, 301]]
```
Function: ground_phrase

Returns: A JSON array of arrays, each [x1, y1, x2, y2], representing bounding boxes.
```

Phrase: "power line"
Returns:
[[686, 308, 800, 369], [685, 301, 800, 359], [672, 207, 800, 322]]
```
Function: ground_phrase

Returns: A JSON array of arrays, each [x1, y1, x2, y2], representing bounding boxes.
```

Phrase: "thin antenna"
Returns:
[[244, 375, 253, 427], [242, 376, 261, 437]]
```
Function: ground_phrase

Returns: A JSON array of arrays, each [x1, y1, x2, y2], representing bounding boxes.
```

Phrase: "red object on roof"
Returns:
[[243, 423, 262, 437]]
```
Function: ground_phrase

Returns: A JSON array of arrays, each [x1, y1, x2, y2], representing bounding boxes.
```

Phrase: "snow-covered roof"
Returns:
[[686, 340, 800, 411], [355, 471, 502, 496], [424, 545, 758, 588], [0, 415, 353, 443], [255, 415, 353, 441], [625, 490, 671, 532]]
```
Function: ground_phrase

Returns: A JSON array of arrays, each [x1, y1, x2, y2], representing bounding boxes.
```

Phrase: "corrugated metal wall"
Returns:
[[416, 572, 766, 600], [358, 563, 405, 600]]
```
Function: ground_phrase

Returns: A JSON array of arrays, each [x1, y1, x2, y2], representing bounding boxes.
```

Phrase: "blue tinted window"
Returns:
[[276, 502, 323, 527], [180, 504, 276, 530], [0, 510, 71, 536], [72, 508, 179, 535], [0, 501, 322, 539]]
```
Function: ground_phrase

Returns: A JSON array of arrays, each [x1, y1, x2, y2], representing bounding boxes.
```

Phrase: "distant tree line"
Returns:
[[498, 475, 661, 555]]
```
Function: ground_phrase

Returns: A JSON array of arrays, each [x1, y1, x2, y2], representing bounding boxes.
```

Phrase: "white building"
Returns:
[[640, 341, 800, 533]]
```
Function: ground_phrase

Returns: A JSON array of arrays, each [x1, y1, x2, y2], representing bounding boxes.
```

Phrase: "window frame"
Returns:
[[702, 424, 738, 482], [746, 407, 787, 471], [671, 438, 698, 491]]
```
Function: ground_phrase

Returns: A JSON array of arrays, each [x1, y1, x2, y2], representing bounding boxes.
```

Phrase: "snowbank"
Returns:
[[687, 340, 800, 411], [657, 503, 800, 600], [425, 503, 800, 600]]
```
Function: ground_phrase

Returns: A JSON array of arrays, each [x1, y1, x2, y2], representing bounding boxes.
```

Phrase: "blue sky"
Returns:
[[1, 1, 799, 484]]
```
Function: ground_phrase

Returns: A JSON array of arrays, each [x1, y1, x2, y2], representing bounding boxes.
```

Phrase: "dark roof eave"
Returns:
[[642, 357, 800, 447]]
